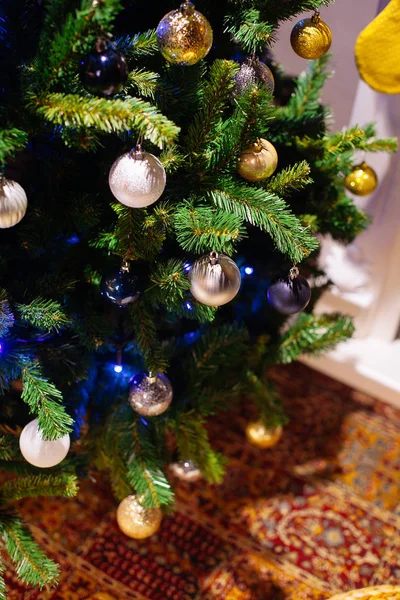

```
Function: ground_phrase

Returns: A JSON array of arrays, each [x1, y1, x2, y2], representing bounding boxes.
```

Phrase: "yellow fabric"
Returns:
[[355, 0, 400, 94]]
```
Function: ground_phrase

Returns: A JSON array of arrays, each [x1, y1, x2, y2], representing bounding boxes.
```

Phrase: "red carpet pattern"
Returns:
[[4, 363, 400, 599]]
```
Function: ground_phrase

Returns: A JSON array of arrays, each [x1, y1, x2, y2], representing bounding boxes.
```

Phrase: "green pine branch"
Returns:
[[174, 201, 246, 255], [19, 357, 73, 440], [0, 474, 78, 503], [246, 370, 288, 428], [175, 411, 226, 484], [0, 290, 14, 337], [16, 298, 71, 333], [0, 435, 20, 462], [33, 94, 180, 148], [206, 178, 319, 263], [148, 260, 190, 306], [129, 301, 168, 374], [0, 510, 59, 589], [0, 129, 28, 166], [224, 9, 273, 54], [277, 312, 355, 364], [159, 146, 186, 174], [267, 161, 313, 197], [126, 68, 159, 99], [117, 29, 158, 59]]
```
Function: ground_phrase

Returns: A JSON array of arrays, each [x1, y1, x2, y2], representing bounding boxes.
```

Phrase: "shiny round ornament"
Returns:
[[116, 495, 162, 539], [88, 594, 116, 600], [100, 262, 140, 307], [0, 178, 27, 229], [128, 372, 173, 417], [233, 58, 275, 98], [170, 459, 202, 482], [80, 38, 128, 96], [290, 11, 332, 59], [19, 418, 70, 468], [189, 251, 241, 307], [267, 268, 311, 315], [345, 162, 378, 196], [156, 1, 213, 66], [109, 146, 166, 208], [237, 138, 278, 182], [245, 421, 283, 448]]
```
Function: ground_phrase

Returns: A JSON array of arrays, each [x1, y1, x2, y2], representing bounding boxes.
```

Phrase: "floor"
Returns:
[[4, 363, 400, 599]]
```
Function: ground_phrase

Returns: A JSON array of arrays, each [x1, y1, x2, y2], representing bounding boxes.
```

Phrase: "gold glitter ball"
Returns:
[[88, 593, 116, 600], [189, 251, 241, 307], [116, 495, 162, 539], [345, 162, 378, 196], [245, 421, 283, 449], [290, 12, 332, 60], [156, 1, 213, 66], [237, 138, 278, 182], [128, 372, 173, 417]]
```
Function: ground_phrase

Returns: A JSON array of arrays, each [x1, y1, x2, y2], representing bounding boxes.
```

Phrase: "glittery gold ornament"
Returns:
[[128, 372, 173, 416], [156, 1, 213, 66], [237, 138, 278, 182], [88, 593, 116, 600], [170, 459, 202, 482], [116, 495, 162, 539], [290, 12, 332, 59], [345, 162, 378, 196], [109, 146, 166, 208], [245, 421, 283, 449], [189, 251, 241, 306], [0, 177, 28, 229]]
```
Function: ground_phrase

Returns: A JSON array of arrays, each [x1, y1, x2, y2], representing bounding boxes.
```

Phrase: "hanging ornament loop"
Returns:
[[180, 1, 195, 16], [130, 145, 144, 161], [209, 250, 219, 266], [312, 10, 321, 25], [289, 265, 299, 280]]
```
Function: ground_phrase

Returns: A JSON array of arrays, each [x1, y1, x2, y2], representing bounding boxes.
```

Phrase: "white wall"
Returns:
[[273, 0, 379, 129]]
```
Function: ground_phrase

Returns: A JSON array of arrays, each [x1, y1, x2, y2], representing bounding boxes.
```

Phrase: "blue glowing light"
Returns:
[[0, 343, 3, 353], [185, 302, 193, 310], [244, 266, 254, 275], [183, 262, 191, 272], [67, 234, 80, 245], [114, 365, 123, 373]]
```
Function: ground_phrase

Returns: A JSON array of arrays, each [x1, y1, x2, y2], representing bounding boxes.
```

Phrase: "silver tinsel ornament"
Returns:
[[109, 146, 166, 208], [189, 251, 241, 306], [170, 460, 202, 482], [128, 372, 173, 416], [233, 57, 275, 99], [0, 177, 28, 229]]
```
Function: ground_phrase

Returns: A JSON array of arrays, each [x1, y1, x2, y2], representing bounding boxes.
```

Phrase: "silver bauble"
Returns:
[[0, 178, 28, 229], [128, 372, 173, 416], [109, 147, 166, 208], [189, 251, 241, 306], [233, 58, 275, 99], [170, 460, 202, 482]]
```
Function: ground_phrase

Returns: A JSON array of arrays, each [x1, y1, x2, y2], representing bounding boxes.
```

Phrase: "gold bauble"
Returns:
[[245, 421, 283, 449], [189, 251, 241, 306], [345, 162, 378, 196], [116, 495, 162, 540], [156, 1, 213, 66], [290, 12, 332, 59], [88, 594, 116, 600], [237, 138, 278, 182]]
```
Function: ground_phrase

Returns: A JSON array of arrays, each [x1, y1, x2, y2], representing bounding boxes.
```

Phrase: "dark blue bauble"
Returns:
[[80, 40, 128, 97], [100, 268, 140, 307], [267, 274, 311, 315]]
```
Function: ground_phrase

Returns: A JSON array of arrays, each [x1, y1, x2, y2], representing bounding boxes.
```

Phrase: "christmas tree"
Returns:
[[0, 0, 397, 595]]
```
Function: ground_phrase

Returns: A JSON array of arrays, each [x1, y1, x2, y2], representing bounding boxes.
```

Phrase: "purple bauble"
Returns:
[[267, 274, 311, 315], [80, 39, 128, 97], [100, 268, 140, 307]]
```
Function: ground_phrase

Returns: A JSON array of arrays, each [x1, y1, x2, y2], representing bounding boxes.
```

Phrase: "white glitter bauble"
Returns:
[[128, 372, 173, 416], [189, 251, 241, 306], [109, 147, 166, 208], [170, 460, 202, 482], [19, 418, 70, 468], [0, 178, 28, 229]]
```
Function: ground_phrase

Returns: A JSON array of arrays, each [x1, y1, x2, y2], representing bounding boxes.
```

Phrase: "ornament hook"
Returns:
[[289, 265, 299, 280]]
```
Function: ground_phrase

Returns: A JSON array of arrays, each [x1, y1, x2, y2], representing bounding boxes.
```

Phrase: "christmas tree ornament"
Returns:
[[170, 459, 202, 482], [88, 594, 116, 600], [290, 11, 332, 60], [100, 261, 140, 307], [245, 421, 283, 448], [116, 495, 162, 539], [189, 251, 241, 306], [19, 418, 70, 468], [156, 1, 213, 66], [237, 138, 278, 182], [0, 177, 28, 229], [128, 372, 173, 416], [80, 37, 128, 96], [109, 146, 166, 208], [345, 162, 378, 196], [267, 267, 311, 315], [233, 57, 275, 98], [355, 0, 400, 94]]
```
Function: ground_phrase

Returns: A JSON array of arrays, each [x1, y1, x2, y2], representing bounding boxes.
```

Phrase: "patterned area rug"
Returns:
[[4, 363, 400, 599]]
